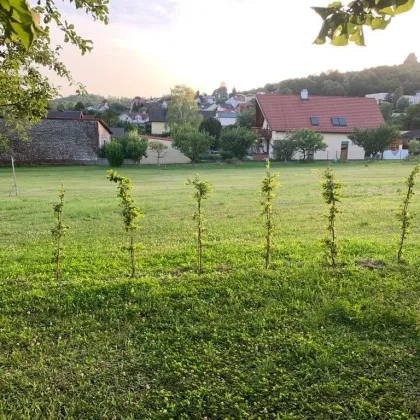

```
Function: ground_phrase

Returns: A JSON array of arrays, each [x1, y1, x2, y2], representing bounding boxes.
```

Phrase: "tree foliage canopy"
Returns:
[[126, 134, 148, 164], [0, 0, 109, 147], [348, 124, 400, 157], [380, 102, 393, 122], [236, 107, 256, 129], [404, 104, 420, 130], [0, 0, 108, 49], [199, 117, 222, 140], [172, 123, 213, 163], [220, 126, 257, 160], [313, 0, 415, 46], [288, 129, 328, 161], [166, 85, 202, 129], [246, 61, 420, 98]]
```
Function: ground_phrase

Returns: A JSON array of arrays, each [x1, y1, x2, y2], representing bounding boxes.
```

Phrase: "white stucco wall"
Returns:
[[271, 132, 365, 160], [218, 117, 237, 127], [151, 122, 167, 135], [142, 139, 190, 165], [98, 124, 112, 147]]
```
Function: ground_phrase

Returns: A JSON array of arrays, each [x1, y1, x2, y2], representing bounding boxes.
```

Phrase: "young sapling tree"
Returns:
[[51, 184, 68, 282], [107, 170, 143, 278], [319, 168, 342, 267], [149, 141, 168, 166], [397, 164, 420, 264], [260, 160, 280, 269], [185, 174, 213, 275]]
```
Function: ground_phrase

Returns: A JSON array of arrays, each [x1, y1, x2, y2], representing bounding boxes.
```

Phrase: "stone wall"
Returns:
[[0, 119, 111, 165]]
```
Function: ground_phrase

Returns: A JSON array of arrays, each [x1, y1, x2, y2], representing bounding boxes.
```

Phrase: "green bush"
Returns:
[[408, 140, 420, 156], [274, 138, 298, 161], [126, 138, 148, 164], [220, 150, 234, 160], [220, 126, 257, 160], [98, 144, 107, 158], [199, 153, 221, 162], [105, 142, 124, 167]]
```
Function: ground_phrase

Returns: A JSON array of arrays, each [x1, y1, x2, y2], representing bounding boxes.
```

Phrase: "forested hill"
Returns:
[[245, 61, 420, 97]]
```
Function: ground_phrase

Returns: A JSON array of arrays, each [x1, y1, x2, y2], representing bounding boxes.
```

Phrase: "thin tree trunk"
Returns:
[[130, 233, 136, 278], [56, 210, 62, 282], [397, 186, 412, 264], [265, 211, 271, 269], [197, 199, 202, 274]]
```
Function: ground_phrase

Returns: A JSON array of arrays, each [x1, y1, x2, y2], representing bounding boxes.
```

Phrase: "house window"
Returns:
[[310, 117, 319, 126], [331, 117, 347, 127]]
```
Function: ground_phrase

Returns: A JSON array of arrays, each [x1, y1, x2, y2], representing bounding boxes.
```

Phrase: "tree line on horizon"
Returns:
[[244, 58, 420, 98]]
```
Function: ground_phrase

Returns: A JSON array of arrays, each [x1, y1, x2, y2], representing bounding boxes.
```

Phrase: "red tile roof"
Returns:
[[256, 94, 384, 133]]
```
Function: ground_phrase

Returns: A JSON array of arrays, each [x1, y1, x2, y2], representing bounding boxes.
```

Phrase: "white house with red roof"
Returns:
[[255, 90, 385, 160]]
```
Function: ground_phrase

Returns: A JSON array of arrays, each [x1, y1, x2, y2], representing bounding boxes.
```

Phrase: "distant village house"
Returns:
[[254, 90, 384, 160]]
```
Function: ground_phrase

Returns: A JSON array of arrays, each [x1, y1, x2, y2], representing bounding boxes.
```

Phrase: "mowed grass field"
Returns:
[[0, 161, 420, 419]]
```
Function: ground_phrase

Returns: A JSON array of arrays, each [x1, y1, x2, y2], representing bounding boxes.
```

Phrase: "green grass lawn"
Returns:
[[1, 161, 420, 419]]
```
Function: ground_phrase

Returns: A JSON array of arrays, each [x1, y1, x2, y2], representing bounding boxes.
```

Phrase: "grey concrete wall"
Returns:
[[0, 119, 111, 165]]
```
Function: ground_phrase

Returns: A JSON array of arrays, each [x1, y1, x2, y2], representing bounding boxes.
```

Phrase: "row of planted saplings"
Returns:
[[52, 162, 420, 280]]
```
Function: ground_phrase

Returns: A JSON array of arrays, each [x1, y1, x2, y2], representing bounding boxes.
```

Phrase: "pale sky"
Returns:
[[47, 0, 420, 98]]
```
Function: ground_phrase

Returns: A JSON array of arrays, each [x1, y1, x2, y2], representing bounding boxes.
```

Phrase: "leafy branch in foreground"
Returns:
[[107, 170, 143, 278], [313, 0, 415, 46], [51, 184, 68, 282], [0, 0, 109, 147], [260, 160, 280, 269], [0, 0, 109, 50], [319, 168, 342, 267], [397, 164, 420, 264], [186, 175, 213, 275]]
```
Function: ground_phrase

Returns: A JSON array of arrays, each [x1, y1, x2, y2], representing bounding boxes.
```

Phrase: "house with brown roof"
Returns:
[[254, 90, 384, 160]]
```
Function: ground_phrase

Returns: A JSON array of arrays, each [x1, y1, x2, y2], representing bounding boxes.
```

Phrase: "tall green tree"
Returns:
[[396, 97, 410, 112], [166, 85, 202, 129], [199, 117, 222, 149], [288, 129, 328, 161], [172, 124, 213, 164], [149, 141, 168, 166], [220, 126, 257, 161], [348, 125, 400, 158], [236, 107, 256, 129], [279, 87, 293, 95], [321, 80, 346, 96], [125, 133, 148, 165], [74, 101, 86, 111], [404, 104, 420, 130], [380, 102, 393, 123]]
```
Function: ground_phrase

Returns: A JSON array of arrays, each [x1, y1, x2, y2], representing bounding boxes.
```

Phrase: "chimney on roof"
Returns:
[[301, 89, 309, 100]]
